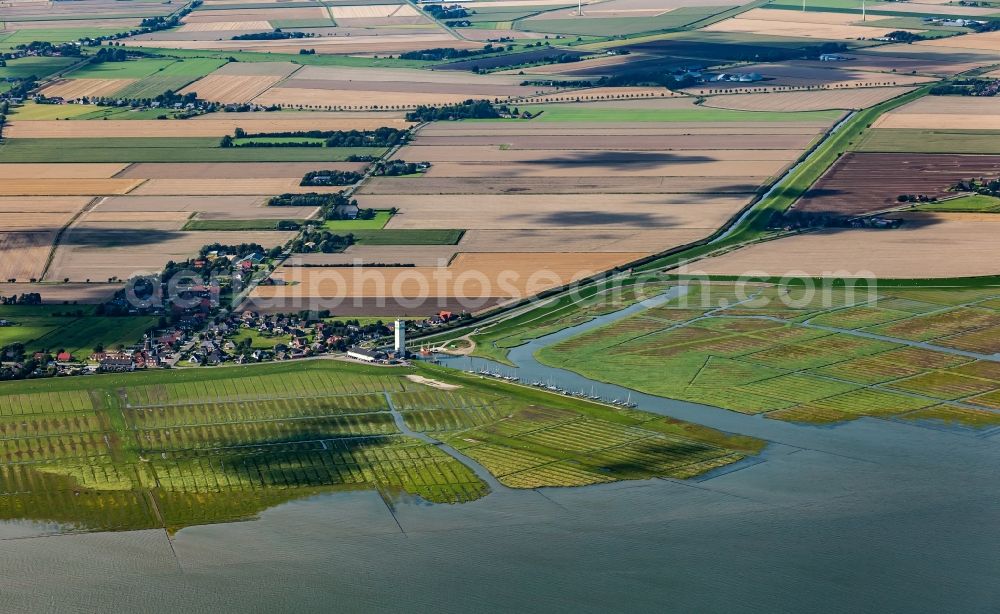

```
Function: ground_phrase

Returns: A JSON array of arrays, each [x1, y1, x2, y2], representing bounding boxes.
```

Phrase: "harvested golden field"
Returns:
[[289, 246, 461, 267], [0, 179, 143, 196], [178, 74, 283, 104], [688, 214, 1000, 279], [39, 78, 134, 99], [0, 231, 54, 282], [458, 228, 712, 253], [253, 88, 482, 108], [81, 211, 192, 225], [96, 195, 318, 221], [117, 161, 366, 179], [422, 159, 787, 178], [704, 17, 920, 40], [327, 4, 418, 19], [705, 87, 917, 112], [511, 53, 639, 76], [914, 31, 1000, 53], [177, 20, 272, 32], [129, 178, 345, 196], [362, 193, 751, 230], [46, 223, 295, 282], [0, 196, 92, 214], [399, 145, 802, 164], [518, 88, 686, 103], [3, 117, 409, 138], [181, 7, 328, 22], [872, 96, 1000, 129], [252, 252, 647, 302], [736, 7, 895, 25], [0, 211, 77, 230], [0, 163, 126, 179]]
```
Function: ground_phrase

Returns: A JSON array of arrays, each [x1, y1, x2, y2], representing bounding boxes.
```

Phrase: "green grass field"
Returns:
[[913, 194, 1000, 213], [0, 307, 155, 358], [350, 229, 464, 245], [0, 138, 386, 163], [854, 129, 1000, 154], [67, 57, 178, 80], [7, 102, 179, 120], [0, 28, 129, 50], [0, 56, 78, 80], [0, 359, 759, 532], [110, 58, 226, 100], [323, 210, 392, 231], [534, 282, 1000, 427]]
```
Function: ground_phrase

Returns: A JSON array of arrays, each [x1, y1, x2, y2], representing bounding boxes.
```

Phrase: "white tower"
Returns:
[[394, 319, 406, 356]]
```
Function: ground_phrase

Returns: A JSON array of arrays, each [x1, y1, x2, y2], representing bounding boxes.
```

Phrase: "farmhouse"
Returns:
[[347, 347, 381, 362]]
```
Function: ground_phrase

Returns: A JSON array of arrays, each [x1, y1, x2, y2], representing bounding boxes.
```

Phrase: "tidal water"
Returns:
[[2, 290, 998, 612]]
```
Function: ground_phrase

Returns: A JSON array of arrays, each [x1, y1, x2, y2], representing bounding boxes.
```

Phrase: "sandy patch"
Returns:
[[406, 374, 461, 390]]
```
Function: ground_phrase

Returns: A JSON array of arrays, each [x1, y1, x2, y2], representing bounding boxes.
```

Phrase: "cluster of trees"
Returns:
[[90, 47, 131, 64], [884, 31, 926, 43], [406, 99, 505, 121], [896, 194, 938, 203], [423, 4, 471, 20], [346, 154, 377, 162], [399, 44, 511, 61], [373, 160, 429, 176], [232, 29, 314, 41], [953, 177, 1000, 196], [290, 229, 354, 254], [300, 170, 365, 186], [767, 210, 902, 230], [0, 293, 41, 305], [12, 40, 82, 57], [222, 127, 407, 148], [930, 78, 999, 97], [198, 242, 271, 259], [269, 191, 359, 220], [139, 1, 202, 32]]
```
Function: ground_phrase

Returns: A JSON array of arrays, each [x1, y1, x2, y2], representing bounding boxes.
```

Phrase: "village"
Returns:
[[0, 307, 461, 380]]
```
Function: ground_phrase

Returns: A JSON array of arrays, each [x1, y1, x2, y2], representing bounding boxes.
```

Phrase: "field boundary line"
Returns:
[[39, 195, 103, 281]]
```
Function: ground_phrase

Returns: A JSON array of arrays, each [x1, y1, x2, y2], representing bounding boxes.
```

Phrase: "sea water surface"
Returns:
[[2, 290, 998, 612]]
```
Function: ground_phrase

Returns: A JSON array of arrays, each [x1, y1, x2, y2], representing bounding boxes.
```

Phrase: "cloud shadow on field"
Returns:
[[514, 211, 666, 227], [530, 151, 716, 168], [59, 228, 189, 248]]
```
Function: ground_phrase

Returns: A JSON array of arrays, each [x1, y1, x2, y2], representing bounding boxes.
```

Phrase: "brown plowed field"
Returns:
[[0, 283, 118, 304], [422, 159, 786, 178], [0, 231, 54, 282], [794, 153, 1000, 216]]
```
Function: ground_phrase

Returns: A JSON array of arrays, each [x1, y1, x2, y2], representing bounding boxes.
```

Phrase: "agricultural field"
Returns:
[[536, 282, 1000, 428], [703, 86, 917, 112], [0, 108, 400, 294], [689, 212, 1000, 279], [245, 100, 839, 314], [0, 359, 758, 532]]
